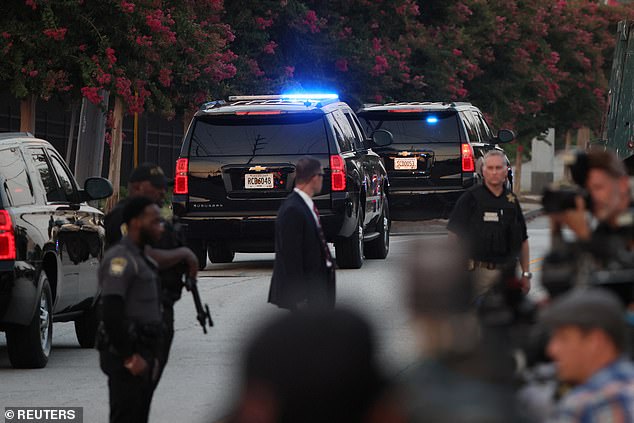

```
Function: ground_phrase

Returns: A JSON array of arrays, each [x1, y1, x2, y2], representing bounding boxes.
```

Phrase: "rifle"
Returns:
[[184, 277, 214, 334]]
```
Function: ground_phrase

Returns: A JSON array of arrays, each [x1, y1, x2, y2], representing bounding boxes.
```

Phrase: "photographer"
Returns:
[[548, 150, 631, 245]]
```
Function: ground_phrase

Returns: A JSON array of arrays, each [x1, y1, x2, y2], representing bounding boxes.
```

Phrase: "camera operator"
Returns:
[[548, 149, 631, 246]]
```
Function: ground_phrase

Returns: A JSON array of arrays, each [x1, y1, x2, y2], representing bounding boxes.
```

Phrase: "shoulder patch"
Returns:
[[119, 223, 128, 236], [109, 257, 128, 276]]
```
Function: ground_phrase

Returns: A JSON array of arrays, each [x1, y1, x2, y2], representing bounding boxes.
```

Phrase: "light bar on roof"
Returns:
[[280, 93, 339, 101]]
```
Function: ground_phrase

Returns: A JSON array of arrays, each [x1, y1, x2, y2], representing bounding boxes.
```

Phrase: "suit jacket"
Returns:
[[268, 191, 336, 310]]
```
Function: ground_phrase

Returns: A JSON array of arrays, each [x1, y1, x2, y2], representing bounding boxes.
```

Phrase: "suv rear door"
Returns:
[[184, 113, 331, 215], [358, 110, 464, 191]]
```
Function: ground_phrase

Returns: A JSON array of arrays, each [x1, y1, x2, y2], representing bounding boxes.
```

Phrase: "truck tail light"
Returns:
[[461, 143, 475, 172], [330, 155, 347, 191], [174, 158, 189, 195], [0, 210, 16, 260]]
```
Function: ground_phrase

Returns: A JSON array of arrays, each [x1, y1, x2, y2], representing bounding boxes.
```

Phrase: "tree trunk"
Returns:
[[20, 94, 36, 133], [105, 97, 125, 213], [183, 108, 196, 134]]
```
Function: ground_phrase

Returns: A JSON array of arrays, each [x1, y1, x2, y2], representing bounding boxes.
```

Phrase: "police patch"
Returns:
[[109, 257, 128, 276], [506, 193, 516, 204]]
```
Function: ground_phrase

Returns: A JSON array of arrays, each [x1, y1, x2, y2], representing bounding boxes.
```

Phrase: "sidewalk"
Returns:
[[391, 194, 543, 236]]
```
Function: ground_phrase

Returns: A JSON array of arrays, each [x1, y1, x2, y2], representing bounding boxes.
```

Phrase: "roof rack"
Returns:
[[226, 94, 340, 108], [199, 100, 226, 111]]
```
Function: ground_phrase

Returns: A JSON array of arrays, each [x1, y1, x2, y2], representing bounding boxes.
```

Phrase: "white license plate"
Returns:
[[245, 173, 274, 189], [394, 157, 417, 170]]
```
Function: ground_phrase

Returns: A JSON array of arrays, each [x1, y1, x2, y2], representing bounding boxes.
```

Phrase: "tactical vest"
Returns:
[[468, 187, 523, 262]]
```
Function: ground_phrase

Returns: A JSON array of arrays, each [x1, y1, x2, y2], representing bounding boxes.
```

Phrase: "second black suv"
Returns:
[[172, 94, 392, 269], [357, 102, 514, 219], [0, 132, 112, 368]]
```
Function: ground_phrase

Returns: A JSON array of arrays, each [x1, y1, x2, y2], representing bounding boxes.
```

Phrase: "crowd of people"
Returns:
[[97, 148, 634, 422]]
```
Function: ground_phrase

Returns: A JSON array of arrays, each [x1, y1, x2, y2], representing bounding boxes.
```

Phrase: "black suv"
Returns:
[[356, 102, 514, 219], [172, 94, 392, 269], [0, 133, 112, 368]]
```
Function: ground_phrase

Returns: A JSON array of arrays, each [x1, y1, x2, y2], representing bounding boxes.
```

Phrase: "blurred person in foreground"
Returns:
[[447, 150, 531, 300], [398, 238, 523, 423], [227, 308, 404, 423], [540, 288, 634, 422]]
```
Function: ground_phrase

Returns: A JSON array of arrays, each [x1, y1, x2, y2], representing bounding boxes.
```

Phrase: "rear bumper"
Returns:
[[179, 212, 347, 252]]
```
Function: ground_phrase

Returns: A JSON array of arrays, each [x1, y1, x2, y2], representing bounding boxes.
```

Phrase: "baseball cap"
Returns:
[[128, 163, 171, 189], [540, 288, 626, 349]]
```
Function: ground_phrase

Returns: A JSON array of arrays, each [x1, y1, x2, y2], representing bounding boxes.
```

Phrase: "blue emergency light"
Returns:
[[281, 93, 339, 102], [426, 116, 439, 124]]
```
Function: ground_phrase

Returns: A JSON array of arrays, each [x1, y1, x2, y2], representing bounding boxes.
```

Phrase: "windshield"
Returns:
[[189, 114, 329, 157], [358, 111, 460, 144]]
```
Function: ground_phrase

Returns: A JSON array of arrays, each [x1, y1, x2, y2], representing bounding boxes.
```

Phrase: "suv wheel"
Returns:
[[365, 199, 390, 259], [6, 274, 53, 368], [74, 305, 98, 348], [208, 243, 235, 263], [335, 207, 364, 269]]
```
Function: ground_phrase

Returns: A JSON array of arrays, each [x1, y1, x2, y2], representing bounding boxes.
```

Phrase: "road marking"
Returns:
[[530, 257, 543, 265]]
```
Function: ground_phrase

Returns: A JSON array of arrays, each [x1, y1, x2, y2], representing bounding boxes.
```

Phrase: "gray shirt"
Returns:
[[98, 237, 161, 325]]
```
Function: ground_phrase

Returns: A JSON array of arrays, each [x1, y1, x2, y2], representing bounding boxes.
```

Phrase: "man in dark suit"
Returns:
[[268, 156, 336, 310]]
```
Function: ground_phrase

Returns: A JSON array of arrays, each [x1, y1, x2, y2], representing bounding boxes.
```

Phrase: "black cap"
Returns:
[[540, 288, 626, 349], [128, 163, 170, 189]]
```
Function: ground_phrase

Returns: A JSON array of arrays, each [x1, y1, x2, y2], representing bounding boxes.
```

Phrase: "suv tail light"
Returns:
[[174, 158, 189, 195], [330, 155, 347, 191], [461, 143, 475, 172], [0, 210, 16, 260]]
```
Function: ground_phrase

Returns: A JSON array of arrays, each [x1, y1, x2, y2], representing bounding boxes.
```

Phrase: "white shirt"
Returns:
[[294, 187, 320, 226]]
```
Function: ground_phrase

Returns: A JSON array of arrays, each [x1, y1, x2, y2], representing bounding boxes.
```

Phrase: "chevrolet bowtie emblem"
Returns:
[[249, 166, 267, 171], [397, 151, 411, 156]]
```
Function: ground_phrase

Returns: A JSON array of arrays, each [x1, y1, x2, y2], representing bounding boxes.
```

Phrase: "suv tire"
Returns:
[[74, 305, 98, 348], [208, 243, 235, 264], [365, 199, 390, 259], [335, 206, 364, 269], [6, 274, 53, 369]]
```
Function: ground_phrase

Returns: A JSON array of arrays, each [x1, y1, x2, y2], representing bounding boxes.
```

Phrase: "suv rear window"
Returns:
[[359, 111, 461, 144], [189, 114, 329, 157]]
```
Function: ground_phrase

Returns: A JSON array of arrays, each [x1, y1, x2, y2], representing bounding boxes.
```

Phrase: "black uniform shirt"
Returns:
[[448, 184, 528, 263], [98, 236, 162, 325]]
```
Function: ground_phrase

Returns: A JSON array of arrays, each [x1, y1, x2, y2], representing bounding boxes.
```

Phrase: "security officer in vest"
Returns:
[[104, 163, 198, 386], [447, 150, 531, 299], [98, 196, 164, 423]]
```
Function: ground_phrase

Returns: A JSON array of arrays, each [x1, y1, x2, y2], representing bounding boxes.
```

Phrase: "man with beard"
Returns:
[[97, 196, 165, 423], [104, 163, 198, 384]]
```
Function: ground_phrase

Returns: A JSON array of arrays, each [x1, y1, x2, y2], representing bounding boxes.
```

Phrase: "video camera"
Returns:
[[541, 151, 592, 213]]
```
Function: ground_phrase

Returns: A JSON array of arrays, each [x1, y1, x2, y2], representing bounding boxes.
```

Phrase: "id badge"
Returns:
[[483, 211, 499, 222]]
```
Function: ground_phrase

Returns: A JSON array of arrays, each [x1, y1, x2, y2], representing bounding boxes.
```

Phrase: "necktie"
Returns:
[[312, 204, 333, 267]]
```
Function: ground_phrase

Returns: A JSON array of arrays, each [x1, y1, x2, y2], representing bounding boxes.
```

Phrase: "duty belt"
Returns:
[[468, 260, 498, 270]]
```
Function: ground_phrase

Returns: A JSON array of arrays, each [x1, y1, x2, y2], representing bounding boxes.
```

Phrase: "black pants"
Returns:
[[153, 302, 175, 388], [100, 351, 156, 423]]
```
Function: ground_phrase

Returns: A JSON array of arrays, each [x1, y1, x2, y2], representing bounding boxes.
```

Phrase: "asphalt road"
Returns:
[[0, 215, 551, 423]]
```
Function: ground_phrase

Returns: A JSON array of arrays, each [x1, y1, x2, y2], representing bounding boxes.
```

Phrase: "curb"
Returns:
[[523, 207, 544, 221]]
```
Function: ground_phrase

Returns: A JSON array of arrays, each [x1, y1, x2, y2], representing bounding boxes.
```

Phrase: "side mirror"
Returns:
[[371, 129, 393, 147], [497, 129, 515, 144], [83, 177, 113, 200]]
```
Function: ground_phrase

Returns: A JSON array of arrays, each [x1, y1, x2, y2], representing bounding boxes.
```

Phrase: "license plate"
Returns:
[[245, 173, 274, 189], [394, 157, 417, 170]]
